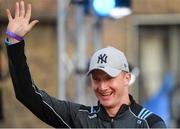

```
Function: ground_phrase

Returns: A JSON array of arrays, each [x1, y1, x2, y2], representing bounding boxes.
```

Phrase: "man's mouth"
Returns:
[[99, 92, 113, 98]]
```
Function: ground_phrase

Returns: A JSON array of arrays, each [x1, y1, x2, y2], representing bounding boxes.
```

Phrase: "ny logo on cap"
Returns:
[[97, 54, 108, 64]]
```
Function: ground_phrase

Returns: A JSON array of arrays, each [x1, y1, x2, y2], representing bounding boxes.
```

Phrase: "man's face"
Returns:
[[91, 70, 130, 109]]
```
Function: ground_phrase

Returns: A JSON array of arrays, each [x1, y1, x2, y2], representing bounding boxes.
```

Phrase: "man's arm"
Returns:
[[5, 1, 81, 128], [7, 41, 76, 128]]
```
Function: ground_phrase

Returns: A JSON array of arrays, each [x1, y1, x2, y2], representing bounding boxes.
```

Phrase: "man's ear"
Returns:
[[124, 72, 131, 85]]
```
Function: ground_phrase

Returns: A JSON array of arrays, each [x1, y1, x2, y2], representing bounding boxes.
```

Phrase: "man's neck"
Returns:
[[105, 95, 130, 117]]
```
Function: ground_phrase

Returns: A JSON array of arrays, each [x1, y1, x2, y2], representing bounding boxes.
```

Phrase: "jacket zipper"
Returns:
[[111, 118, 114, 128]]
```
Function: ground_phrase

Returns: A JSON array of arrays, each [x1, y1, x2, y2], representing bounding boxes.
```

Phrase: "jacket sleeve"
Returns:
[[6, 41, 80, 128]]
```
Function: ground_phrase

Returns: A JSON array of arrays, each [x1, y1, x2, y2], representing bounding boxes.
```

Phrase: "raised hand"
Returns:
[[6, 1, 39, 38]]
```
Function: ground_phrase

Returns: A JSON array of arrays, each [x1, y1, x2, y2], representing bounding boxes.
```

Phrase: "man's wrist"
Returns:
[[7, 36, 20, 43], [6, 30, 24, 42]]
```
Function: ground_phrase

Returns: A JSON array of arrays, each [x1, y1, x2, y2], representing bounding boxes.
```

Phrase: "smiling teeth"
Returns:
[[101, 93, 111, 96]]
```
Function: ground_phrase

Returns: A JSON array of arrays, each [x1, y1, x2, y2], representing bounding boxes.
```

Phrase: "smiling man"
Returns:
[[87, 47, 166, 128], [88, 47, 131, 118], [5, 1, 166, 128]]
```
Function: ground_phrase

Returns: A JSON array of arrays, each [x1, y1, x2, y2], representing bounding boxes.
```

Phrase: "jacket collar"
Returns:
[[97, 94, 136, 121]]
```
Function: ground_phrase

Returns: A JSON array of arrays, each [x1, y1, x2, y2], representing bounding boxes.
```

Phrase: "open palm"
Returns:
[[6, 1, 39, 37]]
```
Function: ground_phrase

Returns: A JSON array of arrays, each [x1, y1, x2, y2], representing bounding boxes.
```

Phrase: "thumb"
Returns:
[[29, 20, 39, 30]]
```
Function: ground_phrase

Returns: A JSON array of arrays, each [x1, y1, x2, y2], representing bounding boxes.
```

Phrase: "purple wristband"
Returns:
[[6, 30, 24, 42]]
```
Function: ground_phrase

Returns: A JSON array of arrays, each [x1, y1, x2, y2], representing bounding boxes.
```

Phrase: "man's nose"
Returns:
[[99, 81, 108, 90]]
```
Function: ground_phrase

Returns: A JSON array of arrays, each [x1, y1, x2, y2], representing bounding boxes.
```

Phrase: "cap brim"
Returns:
[[87, 66, 122, 77]]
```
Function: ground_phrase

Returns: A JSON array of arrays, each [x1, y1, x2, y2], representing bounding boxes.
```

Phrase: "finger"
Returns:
[[29, 20, 39, 30], [20, 1, 25, 17], [15, 2, 20, 17], [6, 9, 13, 21], [25, 4, 31, 21]]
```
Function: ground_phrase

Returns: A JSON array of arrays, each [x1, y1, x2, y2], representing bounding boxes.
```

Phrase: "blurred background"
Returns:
[[0, 0, 180, 128]]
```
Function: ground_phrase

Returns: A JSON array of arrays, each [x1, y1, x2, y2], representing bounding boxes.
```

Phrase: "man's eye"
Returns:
[[93, 78, 100, 82]]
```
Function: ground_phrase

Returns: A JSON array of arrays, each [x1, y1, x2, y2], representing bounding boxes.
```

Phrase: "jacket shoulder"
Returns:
[[145, 113, 166, 128], [130, 102, 166, 128]]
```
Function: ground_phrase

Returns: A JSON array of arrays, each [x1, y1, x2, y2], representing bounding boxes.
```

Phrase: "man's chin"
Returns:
[[100, 100, 113, 108]]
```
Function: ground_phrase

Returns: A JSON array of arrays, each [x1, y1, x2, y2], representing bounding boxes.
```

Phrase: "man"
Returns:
[[5, 1, 166, 128]]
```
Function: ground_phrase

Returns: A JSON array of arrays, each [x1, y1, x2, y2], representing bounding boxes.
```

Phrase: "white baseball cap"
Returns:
[[87, 46, 129, 77]]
